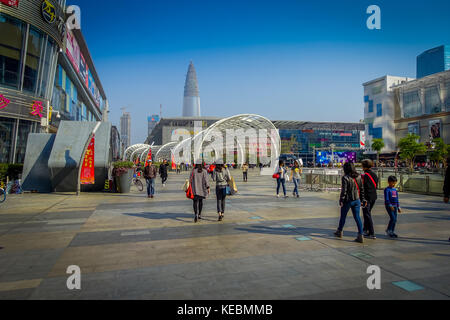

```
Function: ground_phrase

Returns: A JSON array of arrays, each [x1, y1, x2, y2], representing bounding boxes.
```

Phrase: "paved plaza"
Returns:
[[0, 169, 449, 300]]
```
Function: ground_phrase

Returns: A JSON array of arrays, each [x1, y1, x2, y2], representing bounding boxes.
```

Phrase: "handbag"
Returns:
[[185, 170, 194, 200], [182, 179, 189, 192], [228, 176, 238, 195], [226, 186, 231, 195], [272, 174, 280, 179]]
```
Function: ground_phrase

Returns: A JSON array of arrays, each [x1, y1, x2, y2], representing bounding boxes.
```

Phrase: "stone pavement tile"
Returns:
[[48, 233, 324, 277], [0, 248, 65, 282], [0, 288, 35, 300], [0, 231, 77, 252], [0, 279, 42, 292]]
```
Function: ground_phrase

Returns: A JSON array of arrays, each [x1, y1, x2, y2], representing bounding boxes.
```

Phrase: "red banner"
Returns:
[[0, 0, 20, 8], [80, 136, 95, 185], [144, 147, 152, 167]]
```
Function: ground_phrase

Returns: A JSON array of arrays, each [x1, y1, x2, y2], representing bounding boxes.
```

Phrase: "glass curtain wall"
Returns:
[[0, 14, 25, 89], [15, 120, 33, 164], [424, 86, 441, 114], [403, 90, 422, 118], [0, 117, 16, 163]]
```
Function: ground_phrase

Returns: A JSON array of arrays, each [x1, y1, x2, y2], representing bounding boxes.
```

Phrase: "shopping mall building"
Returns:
[[0, 0, 109, 164]]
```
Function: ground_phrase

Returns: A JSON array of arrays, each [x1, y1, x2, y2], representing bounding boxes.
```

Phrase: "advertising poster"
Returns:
[[79, 53, 89, 87], [66, 31, 80, 73], [429, 119, 441, 139], [408, 122, 420, 136], [80, 136, 95, 185], [0, 0, 20, 7], [144, 148, 152, 167], [360, 131, 366, 149]]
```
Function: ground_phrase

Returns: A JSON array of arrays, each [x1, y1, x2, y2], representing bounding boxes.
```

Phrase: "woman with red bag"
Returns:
[[190, 162, 210, 223], [275, 160, 288, 198]]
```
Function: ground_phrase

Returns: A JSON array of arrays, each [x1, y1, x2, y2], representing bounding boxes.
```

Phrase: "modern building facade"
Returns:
[[120, 111, 131, 153], [393, 70, 450, 148], [274, 121, 365, 163], [417, 45, 450, 79], [363, 75, 413, 154], [182, 61, 201, 117], [0, 0, 107, 164], [145, 117, 220, 146], [147, 114, 159, 137], [363, 45, 450, 158]]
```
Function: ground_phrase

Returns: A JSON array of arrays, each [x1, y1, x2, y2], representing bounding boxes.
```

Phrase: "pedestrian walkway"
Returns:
[[0, 169, 449, 299]]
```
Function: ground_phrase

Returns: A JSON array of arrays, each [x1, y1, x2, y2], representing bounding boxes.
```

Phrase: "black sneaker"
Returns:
[[367, 234, 377, 239], [194, 215, 198, 223], [391, 233, 398, 238]]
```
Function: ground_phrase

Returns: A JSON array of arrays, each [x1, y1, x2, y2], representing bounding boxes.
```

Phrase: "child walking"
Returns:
[[384, 176, 402, 238]]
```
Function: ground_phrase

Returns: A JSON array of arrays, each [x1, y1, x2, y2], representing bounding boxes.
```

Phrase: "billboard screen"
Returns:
[[429, 119, 441, 139], [316, 151, 356, 165]]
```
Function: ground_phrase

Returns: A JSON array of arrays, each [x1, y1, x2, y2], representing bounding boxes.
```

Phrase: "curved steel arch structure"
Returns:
[[172, 114, 281, 165], [124, 144, 150, 161], [155, 141, 178, 162]]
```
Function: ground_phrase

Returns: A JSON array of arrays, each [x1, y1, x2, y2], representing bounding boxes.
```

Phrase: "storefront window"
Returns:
[[424, 86, 441, 114], [39, 38, 55, 98], [15, 120, 33, 164], [0, 13, 25, 89], [0, 117, 15, 163], [403, 90, 422, 118], [23, 27, 44, 93]]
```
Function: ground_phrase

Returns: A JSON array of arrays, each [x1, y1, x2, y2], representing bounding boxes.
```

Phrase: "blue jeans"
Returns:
[[277, 178, 286, 196], [385, 205, 398, 233], [293, 178, 300, 196], [338, 199, 363, 235], [146, 178, 155, 196]]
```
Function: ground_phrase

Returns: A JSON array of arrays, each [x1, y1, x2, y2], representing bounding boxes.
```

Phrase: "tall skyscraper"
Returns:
[[417, 45, 450, 78], [120, 111, 131, 151], [148, 114, 160, 136], [182, 61, 201, 117]]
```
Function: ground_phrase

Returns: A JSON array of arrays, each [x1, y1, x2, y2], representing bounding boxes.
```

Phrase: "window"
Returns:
[[376, 104, 382, 117], [424, 86, 441, 114], [15, 120, 33, 164], [364, 95, 369, 103], [0, 117, 15, 163], [403, 90, 422, 118], [0, 13, 25, 88], [368, 100, 374, 113], [372, 128, 383, 139], [23, 27, 44, 93], [39, 38, 55, 98]]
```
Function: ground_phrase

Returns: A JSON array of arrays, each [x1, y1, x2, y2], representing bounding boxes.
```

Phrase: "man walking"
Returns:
[[361, 159, 379, 239], [144, 159, 157, 198], [159, 159, 169, 187]]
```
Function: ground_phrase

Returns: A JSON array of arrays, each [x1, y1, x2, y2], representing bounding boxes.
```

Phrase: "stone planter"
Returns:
[[116, 170, 133, 193]]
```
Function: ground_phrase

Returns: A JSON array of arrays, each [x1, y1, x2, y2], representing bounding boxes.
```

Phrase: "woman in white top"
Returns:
[[276, 160, 288, 198], [291, 161, 302, 198]]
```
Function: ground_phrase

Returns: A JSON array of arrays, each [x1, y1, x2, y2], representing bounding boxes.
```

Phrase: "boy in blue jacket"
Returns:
[[384, 176, 402, 238]]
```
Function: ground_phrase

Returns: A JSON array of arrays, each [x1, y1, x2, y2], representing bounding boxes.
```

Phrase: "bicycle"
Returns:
[[132, 176, 144, 192], [0, 187, 5, 204]]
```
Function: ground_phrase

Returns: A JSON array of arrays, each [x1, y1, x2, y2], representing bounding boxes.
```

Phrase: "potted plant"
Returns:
[[112, 161, 135, 193]]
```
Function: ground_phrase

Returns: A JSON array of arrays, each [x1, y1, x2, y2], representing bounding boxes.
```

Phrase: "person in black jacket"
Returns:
[[159, 159, 169, 187], [334, 162, 366, 243], [361, 159, 379, 239]]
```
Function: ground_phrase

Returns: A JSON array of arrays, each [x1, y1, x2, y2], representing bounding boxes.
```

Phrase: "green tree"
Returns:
[[429, 138, 448, 167], [398, 134, 427, 170], [371, 138, 385, 167]]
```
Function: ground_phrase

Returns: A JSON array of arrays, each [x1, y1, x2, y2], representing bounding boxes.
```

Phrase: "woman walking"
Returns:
[[190, 163, 210, 223], [334, 162, 366, 243], [291, 161, 302, 198], [275, 160, 288, 198], [212, 162, 231, 221], [361, 159, 379, 239]]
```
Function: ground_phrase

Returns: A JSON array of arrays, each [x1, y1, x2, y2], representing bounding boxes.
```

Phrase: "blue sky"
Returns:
[[70, 0, 450, 144]]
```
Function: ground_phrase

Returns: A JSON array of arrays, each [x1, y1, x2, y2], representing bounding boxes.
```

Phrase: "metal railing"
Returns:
[[301, 168, 445, 196]]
